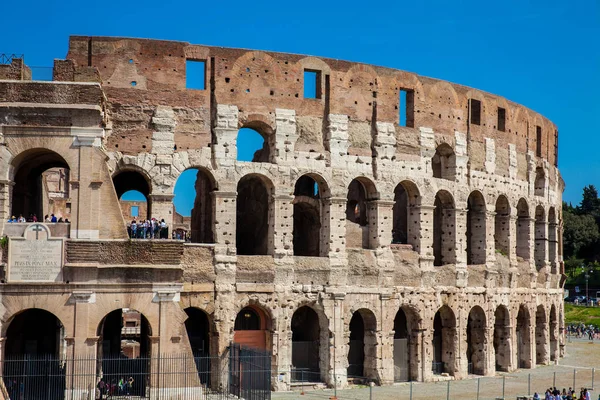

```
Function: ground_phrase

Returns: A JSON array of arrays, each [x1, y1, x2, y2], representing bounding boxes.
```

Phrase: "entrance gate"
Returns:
[[229, 343, 271, 400]]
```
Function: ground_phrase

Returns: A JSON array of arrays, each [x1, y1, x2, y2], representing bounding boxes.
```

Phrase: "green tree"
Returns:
[[578, 185, 600, 216], [563, 209, 599, 258]]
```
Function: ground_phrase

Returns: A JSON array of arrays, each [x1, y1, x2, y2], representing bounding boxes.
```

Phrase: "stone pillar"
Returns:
[[0, 180, 13, 236], [211, 191, 237, 251], [454, 208, 468, 287], [325, 293, 347, 389], [150, 194, 175, 237], [414, 205, 435, 272], [421, 327, 433, 381], [378, 294, 393, 385], [550, 318, 559, 363], [212, 105, 239, 166], [535, 320, 550, 366], [327, 197, 348, 286], [273, 193, 294, 284], [454, 132, 469, 184], [548, 221, 558, 274], [484, 326, 495, 376], [508, 215, 518, 265], [485, 211, 496, 265], [326, 114, 349, 165], [274, 109, 298, 163], [535, 216, 548, 271], [373, 122, 396, 174], [368, 200, 394, 249]]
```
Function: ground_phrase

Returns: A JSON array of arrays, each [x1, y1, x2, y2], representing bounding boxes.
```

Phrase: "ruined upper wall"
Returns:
[[59, 36, 558, 166]]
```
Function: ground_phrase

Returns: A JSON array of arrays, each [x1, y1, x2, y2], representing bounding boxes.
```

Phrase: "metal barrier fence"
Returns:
[[1, 349, 271, 400]]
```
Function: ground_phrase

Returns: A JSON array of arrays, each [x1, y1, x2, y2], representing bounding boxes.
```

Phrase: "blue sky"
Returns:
[[1, 0, 597, 213]]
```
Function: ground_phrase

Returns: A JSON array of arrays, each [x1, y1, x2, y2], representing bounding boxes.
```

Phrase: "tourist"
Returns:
[[50, 214, 57, 223], [160, 219, 167, 239], [127, 376, 134, 395], [533, 393, 540, 400], [32, 214, 37, 222], [58, 217, 64, 223], [130, 220, 137, 239], [44, 214, 50, 222], [17, 214, 25, 223]]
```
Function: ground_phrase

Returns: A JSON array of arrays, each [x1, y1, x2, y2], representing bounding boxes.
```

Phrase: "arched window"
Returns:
[[432, 306, 457, 375], [392, 181, 420, 247], [548, 207, 558, 273], [493, 305, 511, 372], [516, 199, 530, 261], [113, 170, 152, 235], [466, 191, 486, 265], [516, 305, 531, 368], [494, 196, 511, 256], [291, 306, 323, 383], [466, 306, 486, 375], [431, 144, 456, 180], [346, 178, 377, 249], [535, 205, 547, 270], [535, 306, 548, 365], [293, 175, 328, 257], [237, 123, 272, 162], [173, 168, 216, 243], [236, 175, 272, 255], [534, 167, 545, 197], [11, 149, 71, 223], [433, 190, 456, 266]]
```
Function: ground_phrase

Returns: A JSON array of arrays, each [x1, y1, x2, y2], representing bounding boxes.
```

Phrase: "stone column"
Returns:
[[325, 293, 347, 389], [327, 197, 348, 286], [413, 205, 435, 272], [0, 180, 13, 236], [150, 194, 175, 237], [535, 216, 549, 271], [213, 104, 239, 166], [378, 294, 393, 385], [326, 114, 349, 166], [548, 221, 558, 274], [273, 193, 294, 284], [485, 211, 496, 265], [508, 215, 518, 265], [274, 109, 298, 163], [368, 200, 394, 250], [211, 191, 237, 252], [454, 208, 468, 287]]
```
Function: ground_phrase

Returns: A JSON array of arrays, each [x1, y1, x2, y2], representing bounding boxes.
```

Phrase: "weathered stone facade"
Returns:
[[0, 37, 564, 392]]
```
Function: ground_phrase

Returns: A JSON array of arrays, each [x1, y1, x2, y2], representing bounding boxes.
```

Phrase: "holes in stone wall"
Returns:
[[186, 59, 206, 90]]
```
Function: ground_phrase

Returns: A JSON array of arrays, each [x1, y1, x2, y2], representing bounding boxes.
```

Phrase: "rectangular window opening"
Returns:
[[497, 107, 506, 132], [536, 126, 542, 157], [470, 99, 481, 125], [303, 69, 321, 99], [131, 206, 139, 218], [186, 60, 206, 90], [399, 89, 415, 128]]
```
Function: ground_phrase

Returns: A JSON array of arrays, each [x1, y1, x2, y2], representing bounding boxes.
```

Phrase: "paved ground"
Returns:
[[273, 339, 600, 400]]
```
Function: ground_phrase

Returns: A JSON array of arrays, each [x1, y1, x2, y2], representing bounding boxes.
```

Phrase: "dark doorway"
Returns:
[[236, 175, 270, 255], [185, 307, 211, 384], [291, 306, 321, 382], [393, 309, 410, 382]]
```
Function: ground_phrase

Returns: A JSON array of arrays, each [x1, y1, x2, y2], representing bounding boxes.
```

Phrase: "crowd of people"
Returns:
[[6, 213, 70, 223], [96, 376, 135, 398], [567, 323, 600, 340], [533, 387, 594, 400], [126, 219, 169, 239]]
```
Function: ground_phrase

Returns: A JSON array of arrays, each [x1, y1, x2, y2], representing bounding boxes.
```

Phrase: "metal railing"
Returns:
[[0, 54, 23, 64]]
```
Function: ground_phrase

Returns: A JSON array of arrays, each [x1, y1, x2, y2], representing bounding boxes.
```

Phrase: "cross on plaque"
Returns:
[[31, 224, 44, 240]]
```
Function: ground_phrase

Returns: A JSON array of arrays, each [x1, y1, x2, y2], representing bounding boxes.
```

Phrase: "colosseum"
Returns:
[[0, 36, 564, 398]]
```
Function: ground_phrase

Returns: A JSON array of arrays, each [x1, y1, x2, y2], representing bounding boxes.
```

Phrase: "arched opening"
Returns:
[[431, 143, 456, 180], [548, 208, 557, 273], [467, 191, 486, 265], [291, 306, 322, 383], [433, 190, 456, 266], [114, 170, 152, 237], [393, 307, 419, 382], [184, 308, 211, 384], [96, 308, 152, 397], [346, 178, 377, 249], [237, 125, 270, 162], [535, 305, 548, 365], [466, 306, 486, 375], [236, 175, 272, 255], [293, 175, 328, 256], [174, 168, 216, 243], [11, 149, 71, 224], [534, 167, 545, 197], [233, 306, 270, 351], [432, 306, 457, 375], [347, 309, 377, 382], [494, 305, 511, 372], [549, 305, 558, 362], [516, 199, 530, 261], [494, 195, 511, 256], [535, 205, 547, 270], [516, 305, 531, 368], [392, 181, 420, 246], [4, 309, 66, 400]]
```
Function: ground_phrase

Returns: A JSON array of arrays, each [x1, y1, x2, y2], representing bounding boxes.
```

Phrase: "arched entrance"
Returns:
[[516, 305, 532, 368], [432, 306, 457, 375], [393, 307, 419, 382], [494, 195, 511, 256], [11, 149, 71, 223], [236, 175, 272, 255], [291, 306, 322, 383], [466, 306, 486, 375], [433, 191, 456, 266], [494, 305, 511, 372], [535, 305, 548, 365], [293, 174, 329, 256], [392, 181, 420, 246], [347, 309, 377, 382], [113, 170, 152, 237], [3, 308, 66, 400], [233, 306, 270, 351], [550, 305, 558, 362], [535, 206, 547, 270], [466, 191, 486, 265], [96, 308, 152, 397], [346, 177, 377, 249], [431, 143, 456, 180], [174, 169, 216, 243], [516, 199, 530, 261], [184, 308, 211, 384]]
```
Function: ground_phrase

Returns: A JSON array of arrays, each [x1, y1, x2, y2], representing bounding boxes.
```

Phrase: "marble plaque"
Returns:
[[8, 223, 64, 282]]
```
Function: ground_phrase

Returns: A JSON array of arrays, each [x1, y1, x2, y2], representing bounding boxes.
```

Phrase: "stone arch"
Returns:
[[432, 143, 456, 180], [466, 191, 486, 265], [494, 195, 511, 256], [113, 169, 153, 223], [393, 305, 421, 382], [433, 190, 456, 266], [237, 120, 274, 163], [549, 305, 558, 362], [494, 305, 511, 372], [291, 305, 327, 383], [432, 305, 457, 376], [174, 167, 217, 243], [516, 198, 531, 260], [535, 205, 547, 270], [236, 173, 274, 255], [516, 305, 532, 368], [548, 207, 558, 273], [535, 305, 548, 365], [466, 305, 487, 375], [346, 177, 378, 249], [534, 167, 545, 196], [233, 305, 271, 351], [3, 308, 66, 400], [230, 51, 285, 101], [347, 308, 378, 382], [10, 148, 71, 222], [392, 180, 421, 246], [293, 173, 330, 256]]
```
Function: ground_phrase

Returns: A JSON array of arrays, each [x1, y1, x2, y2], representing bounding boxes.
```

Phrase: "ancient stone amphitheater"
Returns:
[[0, 36, 563, 395]]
